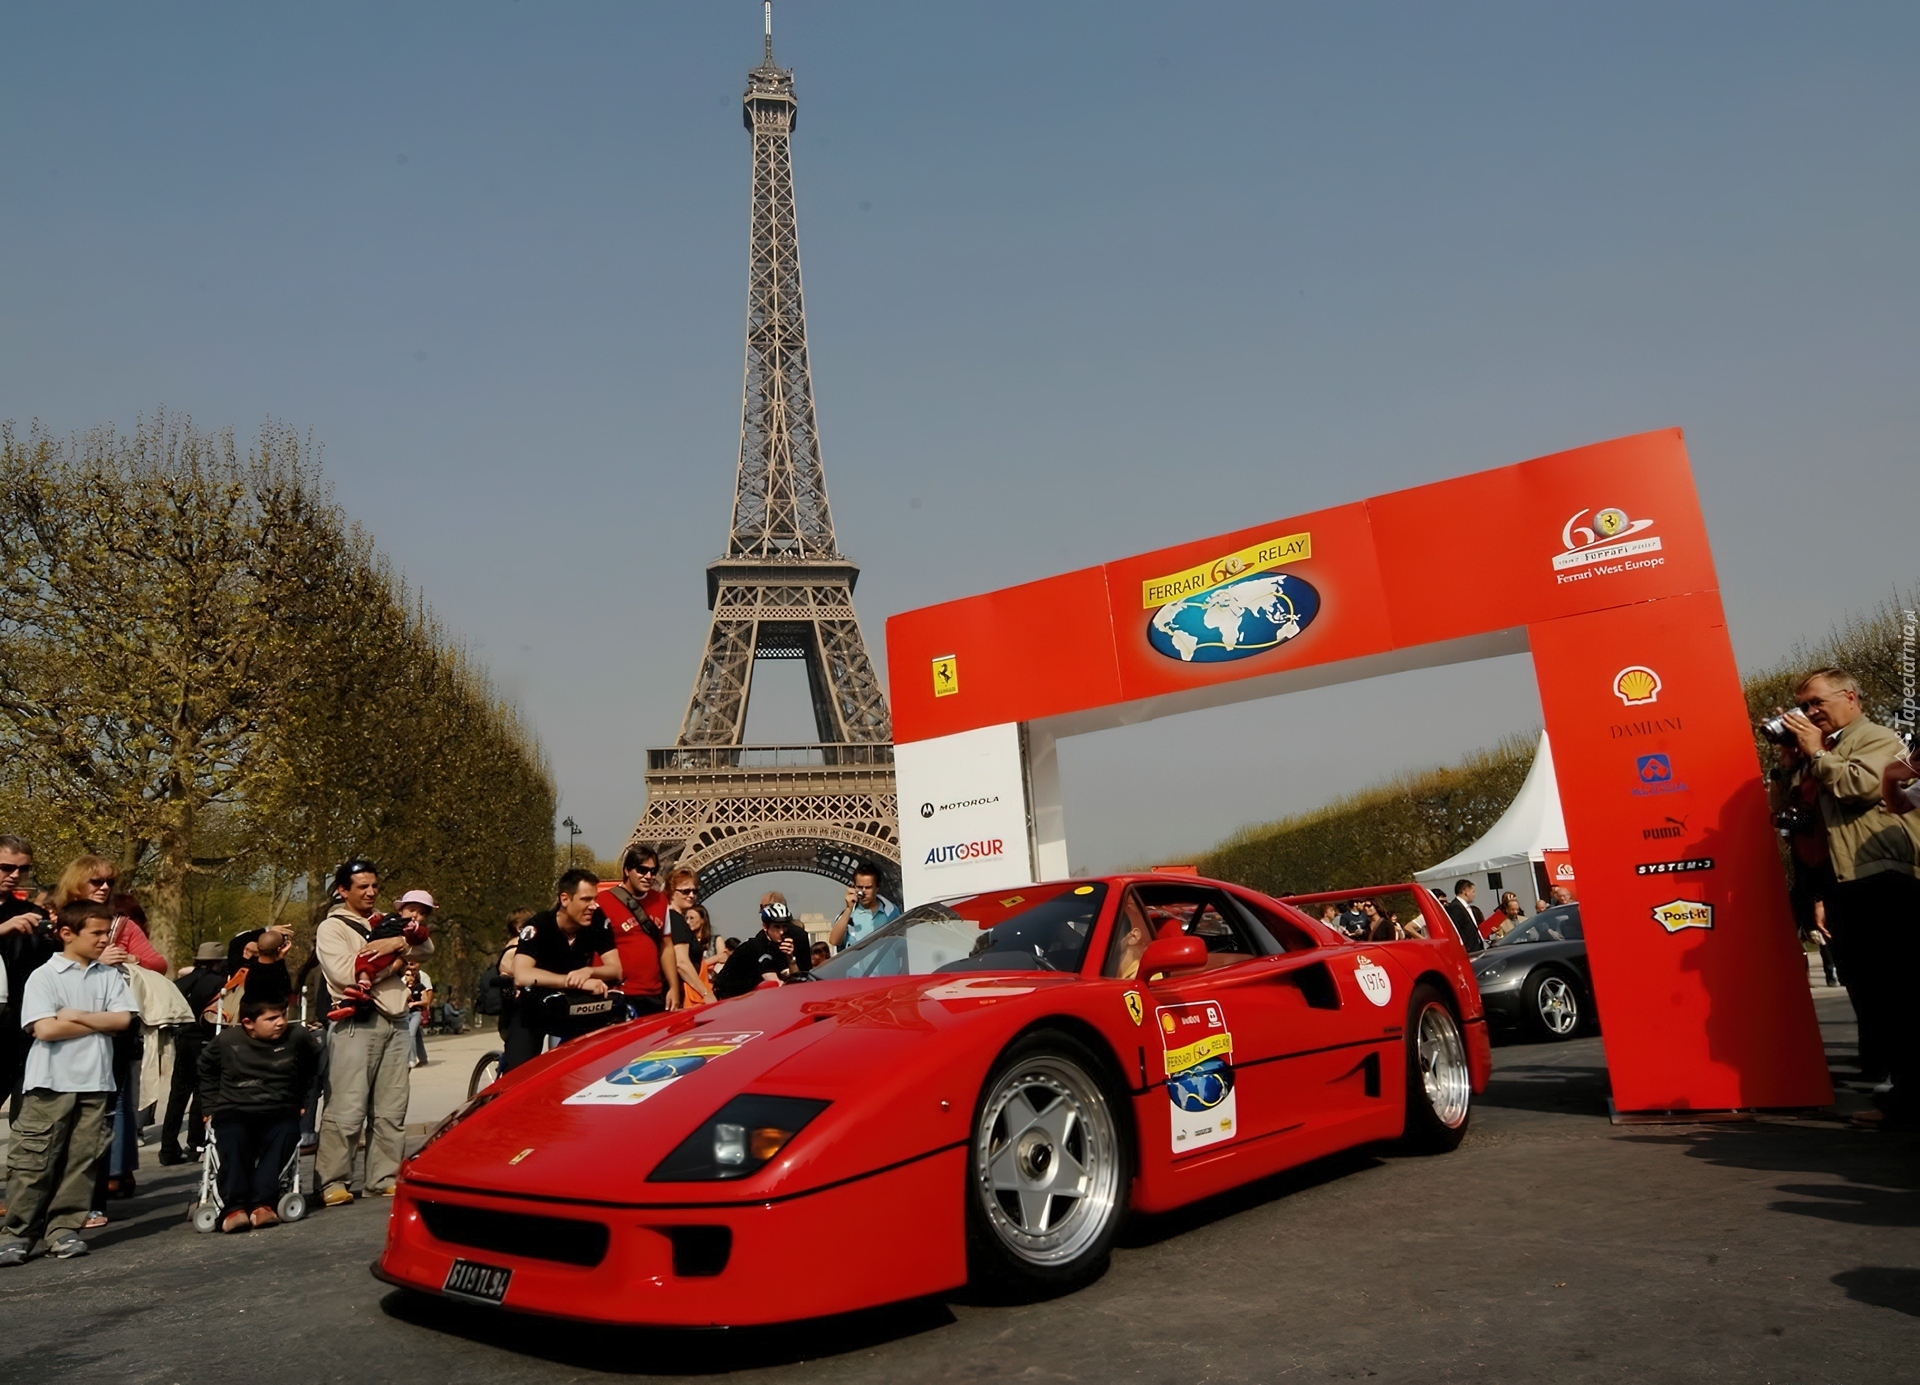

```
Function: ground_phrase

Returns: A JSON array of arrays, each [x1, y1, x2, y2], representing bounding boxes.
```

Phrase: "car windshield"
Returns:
[[811, 882, 1109, 980], [1488, 905, 1582, 947]]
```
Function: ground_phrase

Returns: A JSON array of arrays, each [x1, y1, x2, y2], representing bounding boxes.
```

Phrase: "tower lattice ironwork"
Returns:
[[633, 9, 898, 897]]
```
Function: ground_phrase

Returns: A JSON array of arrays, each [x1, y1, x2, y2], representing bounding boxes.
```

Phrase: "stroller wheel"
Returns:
[[277, 1191, 307, 1223], [192, 1202, 222, 1234]]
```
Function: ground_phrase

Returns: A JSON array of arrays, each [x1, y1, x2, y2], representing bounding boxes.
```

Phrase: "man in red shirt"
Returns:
[[598, 847, 678, 1017]]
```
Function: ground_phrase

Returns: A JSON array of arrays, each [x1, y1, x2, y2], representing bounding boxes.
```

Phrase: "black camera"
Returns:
[[1772, 802, 1817, 836]]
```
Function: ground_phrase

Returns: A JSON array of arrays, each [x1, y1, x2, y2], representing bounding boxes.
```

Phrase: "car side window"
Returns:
[[1229, 896, 1315, 953], [1131, 885, 1267, 965]]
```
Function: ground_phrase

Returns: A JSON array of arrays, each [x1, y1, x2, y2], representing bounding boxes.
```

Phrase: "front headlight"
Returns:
[[648, 1095, 830, 1182]]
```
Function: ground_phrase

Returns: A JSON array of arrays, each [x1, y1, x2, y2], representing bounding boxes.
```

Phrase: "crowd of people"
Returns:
[[0, 835, 902, 1250], [482, 848, 897, 1074], [1308, 880, 1574, 950]]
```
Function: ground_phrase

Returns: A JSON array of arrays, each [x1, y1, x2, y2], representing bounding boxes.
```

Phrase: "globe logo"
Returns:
[[1167, 1059, 1233, 1112], [608, 1053, 706, 1086], [1147, 571, 1320, 664]]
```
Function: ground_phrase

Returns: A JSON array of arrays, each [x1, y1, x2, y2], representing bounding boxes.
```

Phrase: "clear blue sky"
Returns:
[[4, 3, 1915, 929]]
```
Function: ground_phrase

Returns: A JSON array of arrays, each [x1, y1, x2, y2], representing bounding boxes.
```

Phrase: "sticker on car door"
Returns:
[[1352, 955, 1393, 1007], [1157, 1000, 1236, 1154]]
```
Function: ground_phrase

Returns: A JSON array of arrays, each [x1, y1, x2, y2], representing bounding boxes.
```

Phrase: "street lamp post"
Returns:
[[563, 816, 582, 869]]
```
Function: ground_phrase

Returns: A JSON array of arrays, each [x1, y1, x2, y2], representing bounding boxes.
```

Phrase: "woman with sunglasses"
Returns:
[[675, 900, 716, 1007]]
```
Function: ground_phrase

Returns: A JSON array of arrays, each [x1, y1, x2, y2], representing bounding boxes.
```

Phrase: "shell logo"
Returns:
[[1160, 1013, 1176, 1035], [1613, 666, 1661, 706]]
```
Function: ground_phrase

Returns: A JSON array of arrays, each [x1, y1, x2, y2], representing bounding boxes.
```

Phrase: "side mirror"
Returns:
[[1140, 935, 1207, 981]]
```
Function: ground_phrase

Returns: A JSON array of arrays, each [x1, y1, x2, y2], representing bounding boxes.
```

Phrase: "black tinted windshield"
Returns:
[[811, 882, 1109, 980], [1490, 905, 1582, 947]]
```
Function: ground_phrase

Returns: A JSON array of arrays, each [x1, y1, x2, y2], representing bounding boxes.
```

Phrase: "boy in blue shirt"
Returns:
[[0, 900, 138, 1264]]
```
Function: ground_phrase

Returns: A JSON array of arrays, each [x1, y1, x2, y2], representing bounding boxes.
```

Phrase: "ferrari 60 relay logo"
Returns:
[[930, 654, 958, 698]]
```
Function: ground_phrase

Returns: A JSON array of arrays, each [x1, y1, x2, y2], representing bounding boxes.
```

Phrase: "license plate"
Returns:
[[443, 1258, 512, 1305]]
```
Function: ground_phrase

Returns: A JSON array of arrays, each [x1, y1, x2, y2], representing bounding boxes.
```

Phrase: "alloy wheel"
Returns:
[[1416, 1002, 1471, 1129], [975, 1054, 1122, 1267]]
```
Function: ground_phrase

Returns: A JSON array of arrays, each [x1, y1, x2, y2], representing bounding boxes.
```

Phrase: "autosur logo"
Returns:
[[1553, 506, 1663, 585], [922, 839, 1005, 867], [1632, 753, 1690, 797]]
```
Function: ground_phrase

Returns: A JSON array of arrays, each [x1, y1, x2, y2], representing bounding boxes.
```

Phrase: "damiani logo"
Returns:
[[924, 839, 1005, 866]]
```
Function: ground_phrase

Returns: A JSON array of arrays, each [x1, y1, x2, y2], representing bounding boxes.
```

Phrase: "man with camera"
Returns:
[[1766, 667, 1916, 1126]]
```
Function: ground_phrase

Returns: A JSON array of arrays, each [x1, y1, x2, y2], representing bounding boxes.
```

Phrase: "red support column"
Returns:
[[1529, 590, 1831, 1112]]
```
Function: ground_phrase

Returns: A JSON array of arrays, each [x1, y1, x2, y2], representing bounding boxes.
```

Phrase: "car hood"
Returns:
[[406, 973, 1082, 1203]]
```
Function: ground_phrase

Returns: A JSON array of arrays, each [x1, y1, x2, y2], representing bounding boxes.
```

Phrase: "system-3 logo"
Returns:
[[919, 803, 934, 819], [1553, 505, 1664, 584]]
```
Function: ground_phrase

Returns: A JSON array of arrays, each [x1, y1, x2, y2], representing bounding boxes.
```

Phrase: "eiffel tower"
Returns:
[[632, 6, 899, 897]]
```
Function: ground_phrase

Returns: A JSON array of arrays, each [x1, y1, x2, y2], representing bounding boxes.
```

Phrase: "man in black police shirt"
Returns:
[[503, 869, 624, 1072], [1441, 880, 1485, 955], [0, 835, 55, 1122], [713, 896, 812, 1000]]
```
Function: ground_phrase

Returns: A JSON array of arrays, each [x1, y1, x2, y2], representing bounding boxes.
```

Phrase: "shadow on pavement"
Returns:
[[1619, 1123, 1920, 1229], [380, 1288, 956, 1375], [1833, 1266, 1920, 1318], [1118, 1147, 1380, 1249]]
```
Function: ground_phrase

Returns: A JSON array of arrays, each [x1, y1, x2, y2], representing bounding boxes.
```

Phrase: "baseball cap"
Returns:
[[760, 900, 790, 923], [398, 889, 437, 910]]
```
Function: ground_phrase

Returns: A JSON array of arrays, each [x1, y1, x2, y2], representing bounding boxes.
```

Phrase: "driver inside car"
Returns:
[[1106, 894, 1154, 980]]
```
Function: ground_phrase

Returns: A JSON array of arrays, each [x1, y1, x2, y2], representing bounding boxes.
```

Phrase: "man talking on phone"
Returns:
[[827, 863, 898, 954]]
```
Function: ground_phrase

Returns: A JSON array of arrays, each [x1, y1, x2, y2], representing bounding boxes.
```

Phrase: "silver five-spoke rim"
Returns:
[[1536, 975, 1578, 1036], [976, 1055, 1120, 1266], [1417, 1003, 1471, 1129]]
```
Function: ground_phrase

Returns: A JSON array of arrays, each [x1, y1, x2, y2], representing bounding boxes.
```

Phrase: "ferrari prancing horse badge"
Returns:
[[1124, 991, 1144, 1026]]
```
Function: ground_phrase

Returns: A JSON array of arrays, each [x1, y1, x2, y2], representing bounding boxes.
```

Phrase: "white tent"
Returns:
[[1414, 731, 1568, 908]]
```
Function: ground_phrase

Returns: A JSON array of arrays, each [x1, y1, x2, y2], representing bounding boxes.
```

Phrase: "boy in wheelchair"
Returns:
[[197, 997, 321, 1232]]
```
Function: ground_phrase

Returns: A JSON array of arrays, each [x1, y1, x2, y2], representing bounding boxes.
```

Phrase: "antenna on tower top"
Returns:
[[763, 1, 773, 63]]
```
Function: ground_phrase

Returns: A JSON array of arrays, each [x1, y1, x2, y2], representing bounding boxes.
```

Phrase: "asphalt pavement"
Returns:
[[0, 987, 1913, 1384]]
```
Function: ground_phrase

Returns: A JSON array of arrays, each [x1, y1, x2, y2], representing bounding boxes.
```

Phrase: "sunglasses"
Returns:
[[632, 865, 660, 875], [0, 862, 27, 875], [672, 887, 697, 898], [89, 875, 116, 887]]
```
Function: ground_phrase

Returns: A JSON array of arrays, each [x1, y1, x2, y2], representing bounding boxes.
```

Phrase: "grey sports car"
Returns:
[[1469, 903, 1591, 1042]]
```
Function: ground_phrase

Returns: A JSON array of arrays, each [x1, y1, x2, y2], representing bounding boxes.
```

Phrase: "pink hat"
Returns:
[[397, 889, 437, 910]]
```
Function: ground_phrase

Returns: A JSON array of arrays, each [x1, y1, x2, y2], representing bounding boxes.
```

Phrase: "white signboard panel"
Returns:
[[895, 722, 1035, 906]]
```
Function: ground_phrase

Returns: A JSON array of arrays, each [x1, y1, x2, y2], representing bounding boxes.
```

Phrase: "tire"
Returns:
[[967, 1029, 1130, 1297], [192, 1202, 221, 1234], [1521, 968, 1582, 1043], [467, 1050, 503, 1100], [1402, 983, 1472, 1153], [277, 1191, 307, 1223]]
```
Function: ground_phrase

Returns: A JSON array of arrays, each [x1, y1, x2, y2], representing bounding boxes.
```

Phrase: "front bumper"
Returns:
[[376, 1145, 968, 1326]]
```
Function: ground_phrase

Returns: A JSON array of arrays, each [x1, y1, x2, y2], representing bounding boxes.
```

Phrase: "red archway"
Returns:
[[883, 429, 1829, 1116]]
